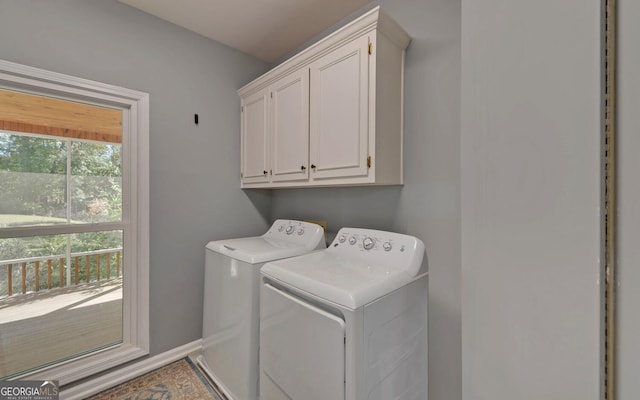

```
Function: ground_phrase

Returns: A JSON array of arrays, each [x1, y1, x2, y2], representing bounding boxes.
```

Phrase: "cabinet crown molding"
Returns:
[[237, 6, 410, 97]]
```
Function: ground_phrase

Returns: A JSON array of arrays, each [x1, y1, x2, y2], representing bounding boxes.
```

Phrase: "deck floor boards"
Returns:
[[0, 280, 122, 378]]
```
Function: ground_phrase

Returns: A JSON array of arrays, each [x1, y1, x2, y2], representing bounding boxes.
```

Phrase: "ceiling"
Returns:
[[118, 0, 372, 63]]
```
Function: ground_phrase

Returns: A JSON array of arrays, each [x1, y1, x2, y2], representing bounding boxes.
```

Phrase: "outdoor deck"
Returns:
[[0, 279, 122, 378]]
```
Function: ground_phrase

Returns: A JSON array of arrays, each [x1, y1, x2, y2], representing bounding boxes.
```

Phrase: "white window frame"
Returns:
[[0, 59, 149, 385]]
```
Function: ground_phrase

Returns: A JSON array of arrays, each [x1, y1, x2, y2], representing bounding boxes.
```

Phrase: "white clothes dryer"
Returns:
[[199, 219, 325, 400], [260, 227, 428, 400]]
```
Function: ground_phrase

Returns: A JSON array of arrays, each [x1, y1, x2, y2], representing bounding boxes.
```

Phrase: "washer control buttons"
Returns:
[[286, 225, 295, 235], [339, 235, 347, 243], [363, 237, 375, 250], [348, 236, 357, 245], [383, 242, 393, 252]]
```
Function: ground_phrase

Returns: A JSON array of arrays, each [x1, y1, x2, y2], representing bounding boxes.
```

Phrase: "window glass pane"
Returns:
[[0, 132, 123, 227], [0, 132, 67, 227], [0, 235, 66, 296], [0, 230, 123, 378], [71, 141, 122, 223]]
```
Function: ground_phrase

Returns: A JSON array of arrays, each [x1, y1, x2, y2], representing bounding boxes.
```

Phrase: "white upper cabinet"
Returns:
[[238, 6, 410, 188], [271, 69, 310, 183], [309, 34, 369, 182], [240, 88, 269, 184], [241, 70, 309, 186]]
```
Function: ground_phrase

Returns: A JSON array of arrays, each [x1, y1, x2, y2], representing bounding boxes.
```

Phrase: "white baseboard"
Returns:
[[61, 339, 203, 400]]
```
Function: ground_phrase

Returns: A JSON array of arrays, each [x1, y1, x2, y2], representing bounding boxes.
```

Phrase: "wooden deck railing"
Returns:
[[0, 248, 123, 298]]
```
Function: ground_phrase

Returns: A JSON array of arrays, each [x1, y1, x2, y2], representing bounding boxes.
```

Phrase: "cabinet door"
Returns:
[[271, 69, 310, 183], [309, 35, 370, 181], [241, 88, 270, 184]]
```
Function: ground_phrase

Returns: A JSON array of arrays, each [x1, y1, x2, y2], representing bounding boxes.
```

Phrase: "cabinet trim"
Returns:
[[237, 6, 409, 98]]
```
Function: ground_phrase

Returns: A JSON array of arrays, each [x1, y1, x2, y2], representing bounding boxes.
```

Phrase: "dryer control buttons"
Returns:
[[339, 235, 347, 243], [383, 242, 393, 252], [349, 236, 357, 245], [286, 225, 295, 235], [363, 237, 375, 250]]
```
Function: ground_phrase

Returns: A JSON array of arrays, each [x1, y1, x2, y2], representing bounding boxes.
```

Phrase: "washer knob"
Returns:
[[297, 228, 305, 236], [383, 242, 392, 252], [363, 237, 375, 250], [339, 235, 347, 243], [285, 225, 295, 235], [278, 225, 284, 232], [348, 236, 357, 245]]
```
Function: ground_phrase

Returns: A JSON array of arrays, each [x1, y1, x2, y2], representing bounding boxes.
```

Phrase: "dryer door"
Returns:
[[261, 283, 345, 400]]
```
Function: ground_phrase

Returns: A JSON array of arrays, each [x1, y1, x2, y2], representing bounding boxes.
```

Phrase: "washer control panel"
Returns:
[[265, 219, 325, 246], [329, 227, 425, 277]]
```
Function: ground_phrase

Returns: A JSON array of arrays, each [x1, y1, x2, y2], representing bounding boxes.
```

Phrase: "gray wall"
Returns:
[[460, 0, 602, 399], [617, 0, 640, 398], [0, 0, 271, 355], [270, 2, 462, 400]]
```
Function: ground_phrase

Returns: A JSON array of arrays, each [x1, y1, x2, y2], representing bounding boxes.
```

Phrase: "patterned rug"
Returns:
[[86, 357, 222, 400]]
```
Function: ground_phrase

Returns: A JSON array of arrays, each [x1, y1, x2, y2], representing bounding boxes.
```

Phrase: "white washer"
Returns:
[[199, 219, 325, 400], [260, 227, 428, 400]]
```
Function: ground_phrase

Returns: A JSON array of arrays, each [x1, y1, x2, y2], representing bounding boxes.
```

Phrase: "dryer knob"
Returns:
[[286, 225, 295, 235], [363, 237, 375, 250], [348, 236, 357, 245], [297, 228, 305, 236], [339, 235, 347, 243]]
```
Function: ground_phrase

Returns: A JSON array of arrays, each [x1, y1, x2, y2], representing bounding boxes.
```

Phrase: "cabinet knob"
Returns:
[[301, 165, 306, 171], [263, 170, 268, 175], [311, 164, 316, 169]]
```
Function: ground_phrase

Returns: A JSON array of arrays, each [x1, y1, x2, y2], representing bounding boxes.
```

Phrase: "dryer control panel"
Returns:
[[330, 228, 425, 277]]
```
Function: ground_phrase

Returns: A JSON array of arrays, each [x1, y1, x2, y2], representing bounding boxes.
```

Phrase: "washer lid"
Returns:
[[206, 220, 325, 264], [261, 228, 425, 309]]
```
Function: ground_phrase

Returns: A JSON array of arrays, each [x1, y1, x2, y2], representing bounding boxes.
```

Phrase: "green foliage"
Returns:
[[0, 238, 27, 261], [0, 132, 122, 223], [0, 134, 67, 217], [71, 141, 121, 177], [0, 133, 66, 173]]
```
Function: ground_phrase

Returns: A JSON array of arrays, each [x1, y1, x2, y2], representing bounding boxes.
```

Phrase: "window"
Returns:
[[0, 60, 149, 385]]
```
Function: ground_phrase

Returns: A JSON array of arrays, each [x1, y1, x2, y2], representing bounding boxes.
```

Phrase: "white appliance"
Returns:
[[260, 227, 428, 400], [199, 219, 326, 400]]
